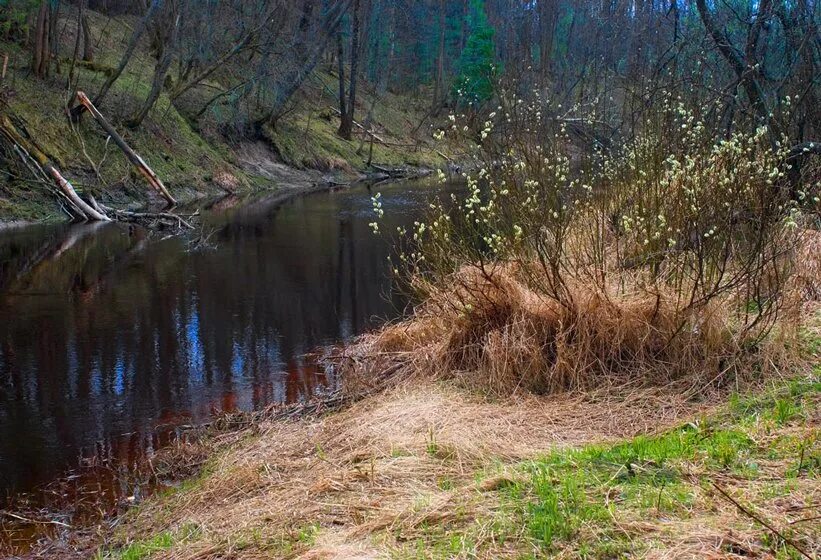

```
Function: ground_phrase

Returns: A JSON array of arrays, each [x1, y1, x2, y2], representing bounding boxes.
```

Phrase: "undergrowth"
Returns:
[[356, 89, 819, 398]]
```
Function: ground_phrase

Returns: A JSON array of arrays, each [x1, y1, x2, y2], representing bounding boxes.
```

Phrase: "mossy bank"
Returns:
[[0, 7, 454, 223]]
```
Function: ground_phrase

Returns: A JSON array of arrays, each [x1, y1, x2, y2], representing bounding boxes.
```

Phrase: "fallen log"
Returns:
[[369, 164, 429, 177], [0, 115, 110, 221], [100, 204, 196, 230], [75, 91, 177, 206]]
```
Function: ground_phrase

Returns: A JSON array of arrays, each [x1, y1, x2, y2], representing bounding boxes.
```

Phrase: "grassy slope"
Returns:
[[0, 8, 449, 221], [94, 321, 820, 560]]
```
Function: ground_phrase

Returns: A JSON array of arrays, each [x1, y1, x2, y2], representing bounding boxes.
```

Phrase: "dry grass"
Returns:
[[792, 228, 821, 302], [340, 260, 798, 399], [98, 233, 820, 560], [109, 382, 712, 559], [617, 414, 820, 560]]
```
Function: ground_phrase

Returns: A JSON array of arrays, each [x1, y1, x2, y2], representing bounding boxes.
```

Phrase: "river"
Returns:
[[0, 178, 456, 549]]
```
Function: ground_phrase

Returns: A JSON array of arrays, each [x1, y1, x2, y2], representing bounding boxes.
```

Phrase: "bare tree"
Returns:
[[338, 0, 360, 139], [127, 1, 182, 128]]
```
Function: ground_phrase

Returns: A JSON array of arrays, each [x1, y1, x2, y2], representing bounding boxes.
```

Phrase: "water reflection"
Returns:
[[0, 180, 453, 500]]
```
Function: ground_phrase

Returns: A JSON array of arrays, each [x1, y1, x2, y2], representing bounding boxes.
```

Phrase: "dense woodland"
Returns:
[[0, 0, 818, 154]]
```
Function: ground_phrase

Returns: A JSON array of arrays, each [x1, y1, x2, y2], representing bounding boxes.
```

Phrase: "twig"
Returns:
[[435, 149, 453, 162], [711, 481, 812, 560], [1, 510, 71, 528], [789, 515, 821, 525]]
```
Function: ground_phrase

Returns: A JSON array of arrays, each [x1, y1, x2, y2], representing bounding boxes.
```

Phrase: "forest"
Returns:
[[0, 0, 819, 558], [0, 0, 816, 219]]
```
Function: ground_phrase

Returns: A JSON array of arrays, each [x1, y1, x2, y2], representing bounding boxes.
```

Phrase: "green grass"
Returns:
[[96, 524, 201, 560], [486, 375, 820, 558]]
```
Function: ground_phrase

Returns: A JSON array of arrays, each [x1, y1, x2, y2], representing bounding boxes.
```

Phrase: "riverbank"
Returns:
[[84, 310, 819, 560], [0, 6, 457, 223], [4, 222, 816, 558]]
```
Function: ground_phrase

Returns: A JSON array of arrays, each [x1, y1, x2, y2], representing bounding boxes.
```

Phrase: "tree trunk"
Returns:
[[338, 0, 360, 140], [337, 29, 347, 128], [77, 92, 177, 205], [127, 12, 180, 129], [68, 0, 85, 87], [31, 2, 51, 78], [82, 13, 94, 62], [48, 0, 60, 74], [538, 0, 557, 81], [432, 0, 446, 111]]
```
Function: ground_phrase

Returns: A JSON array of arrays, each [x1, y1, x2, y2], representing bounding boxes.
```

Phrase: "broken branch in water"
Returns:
[[99, 204, 196, 229], [75, 91, 177, 206]]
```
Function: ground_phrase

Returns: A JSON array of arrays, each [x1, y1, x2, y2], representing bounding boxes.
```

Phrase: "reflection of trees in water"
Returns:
[[0, 190, 406, 495]]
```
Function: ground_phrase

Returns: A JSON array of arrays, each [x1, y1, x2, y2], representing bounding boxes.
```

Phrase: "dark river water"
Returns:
[[0, 179, 453, 529]]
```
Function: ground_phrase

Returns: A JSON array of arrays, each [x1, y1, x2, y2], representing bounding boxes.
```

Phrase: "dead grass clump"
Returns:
[[344, 264, 755, 397]]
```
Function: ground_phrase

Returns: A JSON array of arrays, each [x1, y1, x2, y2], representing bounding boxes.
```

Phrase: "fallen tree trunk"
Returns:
[[99, 204, 196, 230], [368, 164, 431, 179], [0, 115, 110, 221], [75, 91, 177, 206]]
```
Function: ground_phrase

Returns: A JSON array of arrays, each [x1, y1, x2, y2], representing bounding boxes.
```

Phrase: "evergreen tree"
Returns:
[[453, 0, 497, 106]]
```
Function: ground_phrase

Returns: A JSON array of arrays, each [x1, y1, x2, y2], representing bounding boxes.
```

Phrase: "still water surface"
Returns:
[[0, 179, 453, 504]]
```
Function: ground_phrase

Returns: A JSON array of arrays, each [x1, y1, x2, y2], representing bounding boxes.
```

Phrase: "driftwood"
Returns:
[[99, 204, 196, 230], [0, 115, 110, 221], [75, 91, 177, 206], [368, 163, 431, 178], [1, 54, 7, 81]]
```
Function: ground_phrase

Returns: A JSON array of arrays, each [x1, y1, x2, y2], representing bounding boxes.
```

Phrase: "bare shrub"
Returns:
[[364, 93, 815, 396]]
